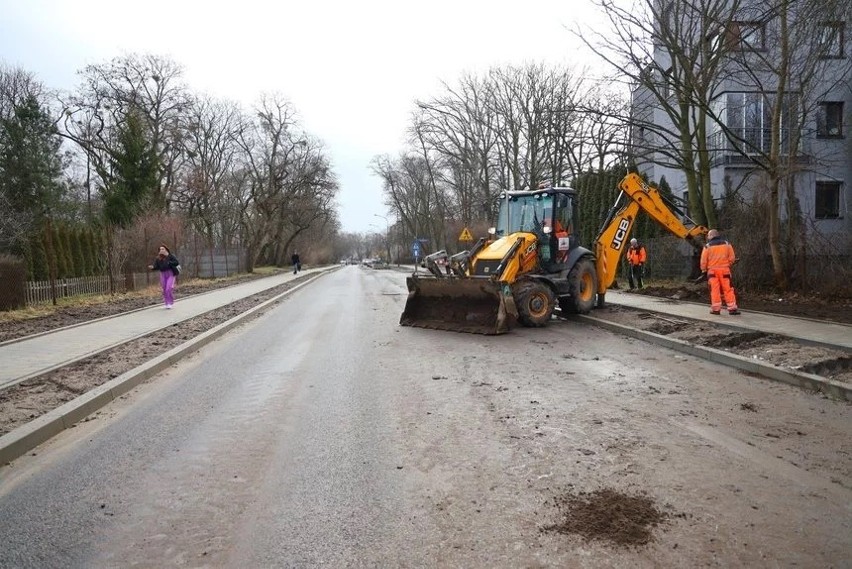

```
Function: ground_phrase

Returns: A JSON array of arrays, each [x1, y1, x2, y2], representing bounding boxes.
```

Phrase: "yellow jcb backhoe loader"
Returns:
[[399, 173, 707, 334], [592, 173, 708, 305]]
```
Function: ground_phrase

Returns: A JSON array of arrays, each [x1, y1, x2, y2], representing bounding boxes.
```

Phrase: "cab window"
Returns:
[[555, 194, 573, 234]]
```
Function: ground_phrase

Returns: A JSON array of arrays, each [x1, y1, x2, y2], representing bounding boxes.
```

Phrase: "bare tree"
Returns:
[[175, 95, 242, 249], [414, 72, 500, 224], [235, 94, 338, 269], [234, 94, 301, 269], [371, 153, 443, 251], [0, 63, 45, 118], [485, 65, 549, 191], [571, 88, 632, 176], [268, 136, 338, 265], [579, 0, 744, 227], [410, 63, 604, 235], [707, 0, 852, 289], [60, 53, 191, 213]]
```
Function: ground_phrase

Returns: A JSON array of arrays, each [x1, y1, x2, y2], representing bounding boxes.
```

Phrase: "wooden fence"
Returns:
[[25, 273, 152, 306]]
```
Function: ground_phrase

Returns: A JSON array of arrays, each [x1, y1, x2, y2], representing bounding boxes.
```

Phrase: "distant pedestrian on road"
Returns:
[[700, 229, 740, 315], [291, 251, 301, 275], [148, 244, 180, 309], [626, 238, 646, 290]]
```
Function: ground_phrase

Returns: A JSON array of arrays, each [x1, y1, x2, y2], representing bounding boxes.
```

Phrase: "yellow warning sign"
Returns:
[[459, 227, 474, 242]]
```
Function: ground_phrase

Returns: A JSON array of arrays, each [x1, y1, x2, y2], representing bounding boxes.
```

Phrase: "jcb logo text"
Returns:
[[610, 218, 630, 250]]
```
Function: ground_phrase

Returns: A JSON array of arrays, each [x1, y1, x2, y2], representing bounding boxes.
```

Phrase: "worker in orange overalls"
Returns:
[[626, 238, 646, 289], [700, 229, 741, 315]]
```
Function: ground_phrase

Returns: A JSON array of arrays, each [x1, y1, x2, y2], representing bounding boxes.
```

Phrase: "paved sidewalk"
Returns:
[[0, 267, 335, 389], [604, 290, 852, 351]]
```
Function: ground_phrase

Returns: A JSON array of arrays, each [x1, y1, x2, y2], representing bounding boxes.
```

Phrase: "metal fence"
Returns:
[[178, 246, 247, 279], [625, 236, 852, 293]]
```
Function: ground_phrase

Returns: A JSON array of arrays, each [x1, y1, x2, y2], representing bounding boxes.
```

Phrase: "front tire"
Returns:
[[559, 257, 598, 314], [514, 280, 557, 327]]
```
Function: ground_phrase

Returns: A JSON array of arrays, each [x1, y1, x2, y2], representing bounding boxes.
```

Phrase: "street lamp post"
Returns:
[[374, 213, 391, 263]]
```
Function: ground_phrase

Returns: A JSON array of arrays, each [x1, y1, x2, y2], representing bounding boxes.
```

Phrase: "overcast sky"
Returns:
[[0, 0, 609, 233]]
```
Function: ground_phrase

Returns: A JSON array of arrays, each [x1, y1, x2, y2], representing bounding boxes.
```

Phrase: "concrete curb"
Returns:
[[0, 272, 329, 466], [604, 297, 852, 355], [580, 315, 852, 401]]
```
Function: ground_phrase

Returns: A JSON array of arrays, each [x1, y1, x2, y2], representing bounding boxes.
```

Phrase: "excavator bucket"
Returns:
[[400, 275, 518, 335]]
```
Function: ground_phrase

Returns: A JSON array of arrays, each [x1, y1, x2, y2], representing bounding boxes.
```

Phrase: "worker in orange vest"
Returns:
[[626, 238, 646, 289], [700, 229, 741, 315]]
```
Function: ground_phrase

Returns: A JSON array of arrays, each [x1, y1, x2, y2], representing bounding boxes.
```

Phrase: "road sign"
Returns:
[[458, 227, 474, 242], [412, 242, 421, 256]]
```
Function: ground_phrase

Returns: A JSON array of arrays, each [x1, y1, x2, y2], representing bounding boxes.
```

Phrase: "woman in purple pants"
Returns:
[[148, 244, 180, 308]]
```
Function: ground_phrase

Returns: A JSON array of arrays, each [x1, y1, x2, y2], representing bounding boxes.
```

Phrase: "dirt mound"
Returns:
[[544, 488, 667, 547], [637, 285, 704, 301]]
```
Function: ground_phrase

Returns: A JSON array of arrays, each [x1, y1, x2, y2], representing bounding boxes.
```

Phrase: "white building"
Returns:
[[631, 1, 851, 243]]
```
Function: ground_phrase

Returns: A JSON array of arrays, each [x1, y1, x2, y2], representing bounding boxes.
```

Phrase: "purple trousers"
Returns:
[[159, 270, 176, 306]]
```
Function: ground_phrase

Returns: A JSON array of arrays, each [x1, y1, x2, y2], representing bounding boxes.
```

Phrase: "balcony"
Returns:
[[706, 129, 810, 168]]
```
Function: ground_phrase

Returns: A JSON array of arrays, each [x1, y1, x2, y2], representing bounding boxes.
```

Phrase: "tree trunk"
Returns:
[[696, 109, 717, 228], [768, 0, 790, 292], [44, 219, 58, 306], [768, 175, 786, 290], [678, 105, 704, 227]]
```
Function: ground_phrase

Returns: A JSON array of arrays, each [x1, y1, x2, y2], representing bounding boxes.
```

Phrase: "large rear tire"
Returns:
[[514, 280, 556, 327], [559, 257, 598, 314]]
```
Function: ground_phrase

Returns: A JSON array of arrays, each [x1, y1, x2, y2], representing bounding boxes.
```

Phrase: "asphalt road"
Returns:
[[1, 266, 850, 568]]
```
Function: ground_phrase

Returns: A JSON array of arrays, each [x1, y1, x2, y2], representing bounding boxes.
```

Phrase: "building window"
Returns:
[[815, 182, 841, 219], [724, 92, 798, 153], [816, 102, 844, 137], [819, 22, 846, 58], [731, 21, 766, 51]]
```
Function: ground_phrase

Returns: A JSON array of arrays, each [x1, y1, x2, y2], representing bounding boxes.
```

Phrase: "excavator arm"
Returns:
[[593, 173, 707, 296]]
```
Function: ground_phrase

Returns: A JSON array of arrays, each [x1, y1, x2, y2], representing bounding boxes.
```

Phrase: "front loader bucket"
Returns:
[[400, 275, 518, 335]]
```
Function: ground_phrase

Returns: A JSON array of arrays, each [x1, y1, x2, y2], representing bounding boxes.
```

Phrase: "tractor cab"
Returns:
[[495, 187, 579, 270]]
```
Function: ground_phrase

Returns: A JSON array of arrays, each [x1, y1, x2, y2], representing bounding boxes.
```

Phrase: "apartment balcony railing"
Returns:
[[706, 129, 810, 167]]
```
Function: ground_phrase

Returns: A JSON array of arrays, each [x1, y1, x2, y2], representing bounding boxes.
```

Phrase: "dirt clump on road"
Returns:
[[544, 488, 667, 547]]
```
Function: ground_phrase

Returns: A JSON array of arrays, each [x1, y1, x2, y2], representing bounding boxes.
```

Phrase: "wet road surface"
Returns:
[[1, 266, 849, 567]]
